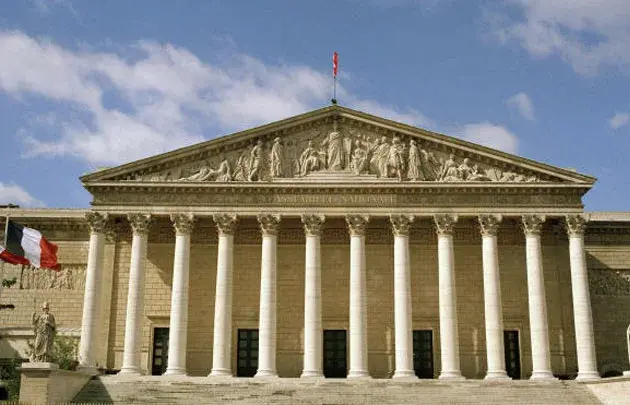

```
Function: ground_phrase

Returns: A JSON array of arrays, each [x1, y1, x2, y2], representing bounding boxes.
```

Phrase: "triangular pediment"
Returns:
[[81, 105, 595, 186]]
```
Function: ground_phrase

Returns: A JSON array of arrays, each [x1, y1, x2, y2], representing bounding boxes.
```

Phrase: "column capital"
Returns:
[[301, 215, 325, 237], [85, 212, 109, 234], [346, 214, 369, 237], [258, 214, 281, 236], [434, 214, 458, 235], [127, 213, 152, 236], [522, 215, 546, 236], [565, 214, 588, 236], [213, 214, 238, 236], [170, 214, 195, 235], [478, 214, 502, 236], [390, 215, 414, 236]]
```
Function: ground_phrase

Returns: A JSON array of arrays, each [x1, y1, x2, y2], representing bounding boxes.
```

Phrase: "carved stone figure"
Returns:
[[457, 158, 474, 181], [388, 136, 406, 181], [248, 140, 264, 181], [270, 137, 283, 178], [31, 302, 56, 362], [179, 157, 231, 182], [421, 149, 440, 181], [407, 139, 424, 181], [468, 164, 491, 181], [321, 124, 346, 171], [297, 141, 322, 177], [371, 136, 390, 177], [440, 153, 461, 182], [350, 140, 368, 175], [233, 152, 248, 181]]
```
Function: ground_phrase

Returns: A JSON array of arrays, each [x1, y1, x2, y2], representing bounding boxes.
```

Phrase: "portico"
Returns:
[[75, 105, 601, 380]]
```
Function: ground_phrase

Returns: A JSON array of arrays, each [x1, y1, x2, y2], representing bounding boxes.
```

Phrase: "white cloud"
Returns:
[[0, 30, 436, 166], [488, 0, 630, 75], [610, 112, 630, 129], [28, 0, 77, 16], [0, 183, 44, 207], [506, 92, 535, 121], [456, 122, 519, 154]]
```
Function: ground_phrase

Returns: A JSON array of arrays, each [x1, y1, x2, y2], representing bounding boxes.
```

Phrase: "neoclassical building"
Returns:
[[1, 105, 629, 380]]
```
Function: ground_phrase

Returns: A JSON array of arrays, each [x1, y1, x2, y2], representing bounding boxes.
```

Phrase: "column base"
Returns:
[[209, 369, 233, 378], [438, 371, 465, 380], [300, 370, 324, 379], [163, 368, 187, 377], [530, 371, 557, 381], [392, 370, 417, 379], [575, 371, 601, 381], [484, 371, 511, 380], [348, 370, 371, 379], [254, 370, 278, 378], [118, 367, 143, 376]]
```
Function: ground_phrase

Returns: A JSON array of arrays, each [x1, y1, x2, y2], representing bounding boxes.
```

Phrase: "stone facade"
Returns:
[[1, 106, 629, 380]]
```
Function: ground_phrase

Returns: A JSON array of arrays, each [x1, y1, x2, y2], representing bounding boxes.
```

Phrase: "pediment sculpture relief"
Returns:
[[137, 121, 541, 183]]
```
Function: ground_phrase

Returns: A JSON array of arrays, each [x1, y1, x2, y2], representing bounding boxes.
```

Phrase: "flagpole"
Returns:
[[0, 215, 9, 307]]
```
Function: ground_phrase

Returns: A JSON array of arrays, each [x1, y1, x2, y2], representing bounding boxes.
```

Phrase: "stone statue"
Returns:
[[440, 153, 461, 182], [180, 157, 232, 182], [248, 139, 264, 181], [370, 136, 390, 178], [468, 164, 491, 181], [421, 149, 440, 181], [233, 152, 248, 181], [457, 158, 474, 181], [297, 141, 322, 177], [31, 302, 56, 362], [388, 136, 406, 181], [350, 140, 368, 175], [407, 139, 424, 181], [269, 137, 283, 178], [321, 124, 346, 171]]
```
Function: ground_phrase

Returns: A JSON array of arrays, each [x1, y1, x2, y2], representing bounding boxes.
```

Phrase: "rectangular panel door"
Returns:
[[236, 329, 259, 377], [413, 330, 434, 379], [151, 327, 169, 376], [504, 330, 521, 379], [323, 330, 347, 378]]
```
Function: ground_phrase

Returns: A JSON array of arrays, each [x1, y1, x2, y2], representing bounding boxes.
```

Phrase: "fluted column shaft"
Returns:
[[391, 215, 416, 379], [566, 215, 600, 380], [479, 215, 510, 380], [210, 214, 238, 377], [301, 215, 325, 378], [255, 214, 280, 378], [119, 214, 152, 375], [434, 214, 464, 380], [79, 212, 108, 372], [347, 215, 370, 378], [522, 215, 555, 380], [164, 214, 194, 376]]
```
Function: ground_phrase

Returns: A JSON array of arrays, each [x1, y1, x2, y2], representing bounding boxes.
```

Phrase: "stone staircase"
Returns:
[[72, 376, 608, 404]]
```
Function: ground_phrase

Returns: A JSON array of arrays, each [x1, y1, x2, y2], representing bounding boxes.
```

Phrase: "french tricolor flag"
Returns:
[[0, 220, 59, 271]]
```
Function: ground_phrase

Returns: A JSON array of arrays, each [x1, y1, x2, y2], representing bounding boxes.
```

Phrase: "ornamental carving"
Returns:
[[170, 214, 195, 235], [566, 215, 588, 236], [302, 215, 325, 236], [522, 215, 546, 235], [213, 214, 238, 236], [478, 214, 502, 236], [390, 215, 414, 236], [434, 214, 458, 235], [131, 120, 543, 184], [258, 214, 281, 236], [2, 263, 86, 290], [346, 215, 370, 236], [127, 213, 152, 235], [85, 212, 108, 234], [589, 269, 630, 296]]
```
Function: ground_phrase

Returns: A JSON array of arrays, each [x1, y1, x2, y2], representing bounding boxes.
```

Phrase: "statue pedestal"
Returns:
[[19, 362, 93, 405], [624, 371, 630, 377]]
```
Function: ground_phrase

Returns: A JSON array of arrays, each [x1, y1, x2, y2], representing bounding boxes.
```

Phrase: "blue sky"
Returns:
[[0, 0, 629, 211]]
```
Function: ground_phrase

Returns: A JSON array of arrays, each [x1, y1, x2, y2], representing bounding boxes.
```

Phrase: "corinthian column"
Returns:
[[210, 214, 238, 377], [390, 214, 416, 379], [301, 214, 325, 378], [164, 214, 194, 376], [522, 215, 555, 380], [434, 214, 464, 380], [478, 214, 510, 380], [78, 212, 108, 373], [346, 214, 371, 379], [119, 213, 152, 376], [255, 214, 281, 378], [565, 215, 600, 380]]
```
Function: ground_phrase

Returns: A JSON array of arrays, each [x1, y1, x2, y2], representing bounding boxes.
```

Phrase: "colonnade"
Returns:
[[78, 212, 600, 380]]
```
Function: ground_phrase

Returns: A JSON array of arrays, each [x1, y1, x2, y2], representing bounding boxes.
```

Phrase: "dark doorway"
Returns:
[[504, 330, 521, 379], [323, 330, 347, 378], [151, 327, 169, 375], [413, 330, 434, 379], [237, 329, 259, 377]]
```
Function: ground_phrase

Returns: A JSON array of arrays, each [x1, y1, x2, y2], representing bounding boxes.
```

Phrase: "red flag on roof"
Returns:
[[0, 220, 59, 270], [333, 52, 339, 77]]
